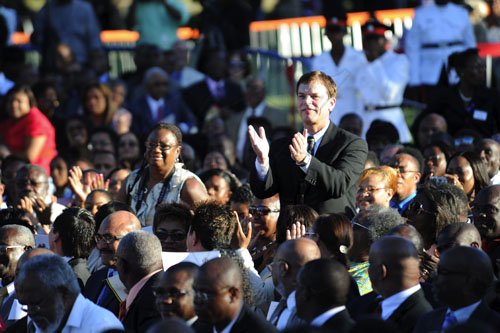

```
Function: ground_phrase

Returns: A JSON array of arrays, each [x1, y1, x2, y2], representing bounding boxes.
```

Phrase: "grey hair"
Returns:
[[0, 225, 35, 247], [143, 66, 168, 85], [16, 254, 79, 296], [118, 231, 163, 275], [358, 205, 405, 242]]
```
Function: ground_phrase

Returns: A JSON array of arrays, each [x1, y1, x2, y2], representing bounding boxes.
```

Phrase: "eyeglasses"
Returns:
[[407, 202, 436, 216], [152, 287, 189, 299], [155, 231, 187, 242], [351, 221, 369, 231], [15, 179, 48, 187], [356, 187, 387, 195], [249, 206, 280, 216], [95, 234, 124, 244], [0, 245, 26, 253], [193, 287, 230, 302], [20, 303, 41, 315], [145, 141, 178, 152]]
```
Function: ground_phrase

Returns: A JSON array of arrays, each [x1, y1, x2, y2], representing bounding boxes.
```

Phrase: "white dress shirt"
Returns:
[[310, 306, 347, 327], [380, 284, 421, 320], [491, 171, 500, 185], [276, 291, 296, 330], [32, 294, 123, 333]]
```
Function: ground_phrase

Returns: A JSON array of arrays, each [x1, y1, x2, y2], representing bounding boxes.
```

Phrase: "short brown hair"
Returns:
[[296, 71, 337, 99]]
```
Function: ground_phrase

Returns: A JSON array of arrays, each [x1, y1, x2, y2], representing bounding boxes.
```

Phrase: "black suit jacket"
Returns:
[[68, 258, 90, 291], [320, 309, 355, 333], [122, 271, 162, 333], [250, 122, 368, 217], [414, 300, 500, 333], [83, 267, 120, 317], [195, 305, 277, 333], [181, 79, 246, 127], [348, 287, 432, 333], [130, 92, 197, 138], [387, 289, 432, 333]]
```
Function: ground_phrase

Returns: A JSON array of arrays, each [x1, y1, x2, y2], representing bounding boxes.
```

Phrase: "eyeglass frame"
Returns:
[[94, 234, 125, 244], [145, 141, 178, 152], [356, 186, 388, 195], [249, 206, 280, 216], [152, 287, 190, 299], [0, 244, 29, 253], [193, 286, 231, 303]]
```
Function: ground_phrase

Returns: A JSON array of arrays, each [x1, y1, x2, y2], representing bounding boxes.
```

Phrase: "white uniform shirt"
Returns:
[[310, 46, 367, 124], [355, 51, 412, 143], [405, 2, 476, 86]]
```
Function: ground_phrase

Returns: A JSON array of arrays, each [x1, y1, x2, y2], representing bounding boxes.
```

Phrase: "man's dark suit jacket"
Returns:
[[129, 92, 197, 139], [414, 300, 500, 333], [320, 309, 355, 333], [68, 258, 90, 291], [122, 271, 162, 333], [250, 122, 368, 217], [181, 79, 246, 128], [349, 288, 432, 333], [196, 305, 277, 333], [83, 267, 120, 317]]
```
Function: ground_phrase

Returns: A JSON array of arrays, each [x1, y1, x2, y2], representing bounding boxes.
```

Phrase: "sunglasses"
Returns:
[[249, 206, 280, 216]]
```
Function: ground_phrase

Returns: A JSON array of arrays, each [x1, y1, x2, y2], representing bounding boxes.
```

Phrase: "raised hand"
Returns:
[[90, 173, 110, 191], [286, 222, 307, 240], [68, 166, 91, 203], [248, 125, 270, 165], [231, 211, 253, 249]]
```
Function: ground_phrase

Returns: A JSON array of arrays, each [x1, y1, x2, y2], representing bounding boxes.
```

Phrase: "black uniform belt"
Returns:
[[365, 104, 401, 111], [421, 41, 463, 49]]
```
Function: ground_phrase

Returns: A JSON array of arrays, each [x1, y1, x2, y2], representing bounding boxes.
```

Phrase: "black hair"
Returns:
[[52, 208, 96, 258]]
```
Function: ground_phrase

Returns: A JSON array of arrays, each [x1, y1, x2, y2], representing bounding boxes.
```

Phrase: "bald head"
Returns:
[[199, 257, 242, 290], [475, 138, 500, 178], [272, 238, 321, 297], [102, 211, 141, 232], [15, 247, 53, 276], [437, 222, 481, 255], [97, 211, 141, 268], [369, 236, 420, 297], [277, 238, 321, 266]]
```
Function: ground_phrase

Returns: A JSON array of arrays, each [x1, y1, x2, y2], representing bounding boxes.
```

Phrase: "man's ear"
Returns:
[[228, 286, 240, 303], [279, 261, 289, 278], [380, 264, 388, 279]]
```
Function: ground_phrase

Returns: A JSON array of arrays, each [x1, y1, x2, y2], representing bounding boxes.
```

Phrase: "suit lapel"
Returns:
[[315, 122, 338, 161], [387, 289, 421, 322]]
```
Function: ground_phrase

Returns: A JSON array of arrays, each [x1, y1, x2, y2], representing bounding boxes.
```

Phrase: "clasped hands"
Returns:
[[248, 126, 309, 165]]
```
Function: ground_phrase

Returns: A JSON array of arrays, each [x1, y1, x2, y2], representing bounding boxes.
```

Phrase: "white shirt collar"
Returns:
[[286, 290, 296, 310], [245, 100, 266, 117], [146, 95, 165, 120], [206, 77, 225, 99], [187, 316, 198, 326], [213, 304, 242, 333], [5, 281, 15, 295], [448, 300, 482, 323], [381, 284, 421, 320], [310, 305, 346, 327]]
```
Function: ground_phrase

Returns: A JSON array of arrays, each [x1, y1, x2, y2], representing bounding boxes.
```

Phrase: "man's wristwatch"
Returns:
[[296, 153, 311, 167]]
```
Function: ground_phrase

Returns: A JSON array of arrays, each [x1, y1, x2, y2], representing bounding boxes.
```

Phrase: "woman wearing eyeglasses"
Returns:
[[118, 123, 208, 226], [355, 166, 398, 212]]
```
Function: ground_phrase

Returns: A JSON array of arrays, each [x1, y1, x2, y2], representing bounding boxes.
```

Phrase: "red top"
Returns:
[[0, 107, 57, 175]]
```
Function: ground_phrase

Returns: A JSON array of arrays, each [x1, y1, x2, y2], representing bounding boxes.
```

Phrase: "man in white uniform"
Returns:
[[355, 20, 412, 143], [405, 0, 476, 99], [310, 17, 367, 125]]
